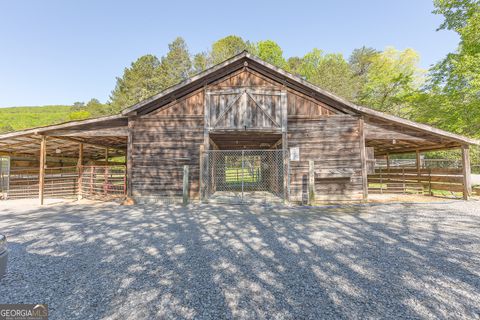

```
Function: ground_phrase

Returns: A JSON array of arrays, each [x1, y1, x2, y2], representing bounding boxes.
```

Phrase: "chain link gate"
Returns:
[[201, 150, 289, 204]]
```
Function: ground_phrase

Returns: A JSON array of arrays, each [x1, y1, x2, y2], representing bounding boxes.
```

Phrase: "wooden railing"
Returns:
[[1, 165, 126, 200], [368, 167, 464, 196]]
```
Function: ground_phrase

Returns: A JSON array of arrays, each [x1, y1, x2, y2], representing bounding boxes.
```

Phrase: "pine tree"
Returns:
[[110, 54, 162, 110], [158, 37, 192, 89]]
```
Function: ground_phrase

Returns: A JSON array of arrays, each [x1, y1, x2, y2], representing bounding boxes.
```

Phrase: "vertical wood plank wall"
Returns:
[[288, 115, 364, 202], [130, 91, 205, 202]]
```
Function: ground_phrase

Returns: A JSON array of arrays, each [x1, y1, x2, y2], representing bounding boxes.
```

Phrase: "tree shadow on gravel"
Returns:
[[0, 201, 479, 319]]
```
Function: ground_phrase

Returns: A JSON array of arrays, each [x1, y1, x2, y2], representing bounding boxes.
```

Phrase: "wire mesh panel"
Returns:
[[202, 150, 288, 204], [0, 156, 10, 198]]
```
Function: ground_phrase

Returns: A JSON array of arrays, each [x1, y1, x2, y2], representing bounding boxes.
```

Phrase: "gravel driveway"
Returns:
[[0, 200, 479, 319]]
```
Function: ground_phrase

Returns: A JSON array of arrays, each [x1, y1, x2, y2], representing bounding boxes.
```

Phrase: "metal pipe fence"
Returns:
[[80, 165, 126, 199]]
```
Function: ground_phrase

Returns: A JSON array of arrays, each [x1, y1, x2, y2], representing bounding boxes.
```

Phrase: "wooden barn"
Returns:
[[0, 52, 478, 204]]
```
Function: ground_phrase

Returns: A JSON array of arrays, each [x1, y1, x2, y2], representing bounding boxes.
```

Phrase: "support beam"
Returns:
[[199, 144, 204, 201], [77, 143, 83, 200], [183, 165, 189, 206], [359, 118, 368, 201], [461, 145, 472, 200], [308, 160, 315, 205], [126, 117, 135, 198], [374, 144, 462, 156], [203, 87, 210, 152], [39, 136, 47, 205], [416, 149, 421, 176], [386, 153, 390, 172], [282, 131, 289, 203], [105, 148, 109, 165], [50, 136, 125, 151], [49, 127, 128, 137]]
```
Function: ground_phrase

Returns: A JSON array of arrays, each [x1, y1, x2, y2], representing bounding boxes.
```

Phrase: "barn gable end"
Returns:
[[129, 62, 362, 202]]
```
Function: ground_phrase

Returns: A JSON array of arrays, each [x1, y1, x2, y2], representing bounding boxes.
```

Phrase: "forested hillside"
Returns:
[[0, 105, 73, 132], [1, 0, 478, 152]]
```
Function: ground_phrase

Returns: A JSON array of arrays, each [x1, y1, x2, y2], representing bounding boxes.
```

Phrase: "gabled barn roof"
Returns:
[[0, 51, 477, 160], [122, 51, 478, 147]]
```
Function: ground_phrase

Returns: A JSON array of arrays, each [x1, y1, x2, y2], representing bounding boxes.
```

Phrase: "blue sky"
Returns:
[[0, 0, 458, 107]]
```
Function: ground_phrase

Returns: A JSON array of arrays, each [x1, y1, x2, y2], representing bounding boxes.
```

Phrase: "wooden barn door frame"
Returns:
[[202, 88, 289, 203], [204, 88, 284, 132]]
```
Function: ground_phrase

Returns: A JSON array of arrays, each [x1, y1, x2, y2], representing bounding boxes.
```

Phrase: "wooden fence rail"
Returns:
[[368, 167, 465, 195], [1, 165, 126, 200]]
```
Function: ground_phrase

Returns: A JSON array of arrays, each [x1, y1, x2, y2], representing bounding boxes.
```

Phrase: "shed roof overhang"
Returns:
[[0, 114, 128, 160]]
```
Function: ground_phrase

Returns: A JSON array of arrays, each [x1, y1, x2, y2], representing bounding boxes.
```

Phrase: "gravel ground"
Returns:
[[0, 200, 479, 319]]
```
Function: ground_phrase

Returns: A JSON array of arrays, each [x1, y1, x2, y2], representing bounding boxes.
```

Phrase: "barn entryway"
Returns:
[[201, 149, 288, 204]]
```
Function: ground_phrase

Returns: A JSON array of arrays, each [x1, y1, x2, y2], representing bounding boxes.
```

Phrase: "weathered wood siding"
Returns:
[[287, 90, 336, 117], [131, 91, 204, 201], [130, 69, 366, 202], [206, 89, 284, 131], [209, 68, 279, 89], [288, 115, 364, 202]]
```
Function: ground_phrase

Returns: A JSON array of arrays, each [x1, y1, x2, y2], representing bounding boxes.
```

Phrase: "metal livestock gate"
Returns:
[[201, 150, 289, 204]]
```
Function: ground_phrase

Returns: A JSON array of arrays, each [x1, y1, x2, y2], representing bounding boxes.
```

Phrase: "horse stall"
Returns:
[[0, 115, 128, 204]]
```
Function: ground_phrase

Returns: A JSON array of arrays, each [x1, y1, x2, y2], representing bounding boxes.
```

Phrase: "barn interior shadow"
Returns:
[[0, 201, 479, 319]]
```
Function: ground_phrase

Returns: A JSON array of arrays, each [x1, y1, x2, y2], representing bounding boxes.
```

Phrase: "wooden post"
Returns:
[[127, 116, 135, 198], [282, 132, 289, 203], [199, 144, 204, 201], [428, 168, 432, 196], [379, 167, 383, 194], [281, 91, 289, 203], [308, 160, 315, 205], [204, 88, 211, 152], [386, 153, 390, 172], [104, 167, 109, 195], [39, 136, 47, 205], [416, 149, 421, 176], [461, 145, 472, 200], [241, 150, 245, 200], [183, 165, 189, 206], [105, 148, 109, 165], [77, 143, 83, 200], [359, 118, 368, 201], [90, 166, 94, 195]]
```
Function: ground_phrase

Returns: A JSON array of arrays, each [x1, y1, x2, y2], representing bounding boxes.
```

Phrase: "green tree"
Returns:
[[210, 35, 248, 65], [252, 40, 287, 68], [192, 52, 208, 74], [356, 47, 424, 116], [410, 0, 480, 138], [295, 49, 359, 100], [287, 56, 303, 75], [349, 46, 379, 78], [158, 37, 192, 88], [110, 54, 163, 111], [84, 98, 110, 117], [433, 0, 479, 31], [72, 101, 85, 111], [68, 110, 91, 121]]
